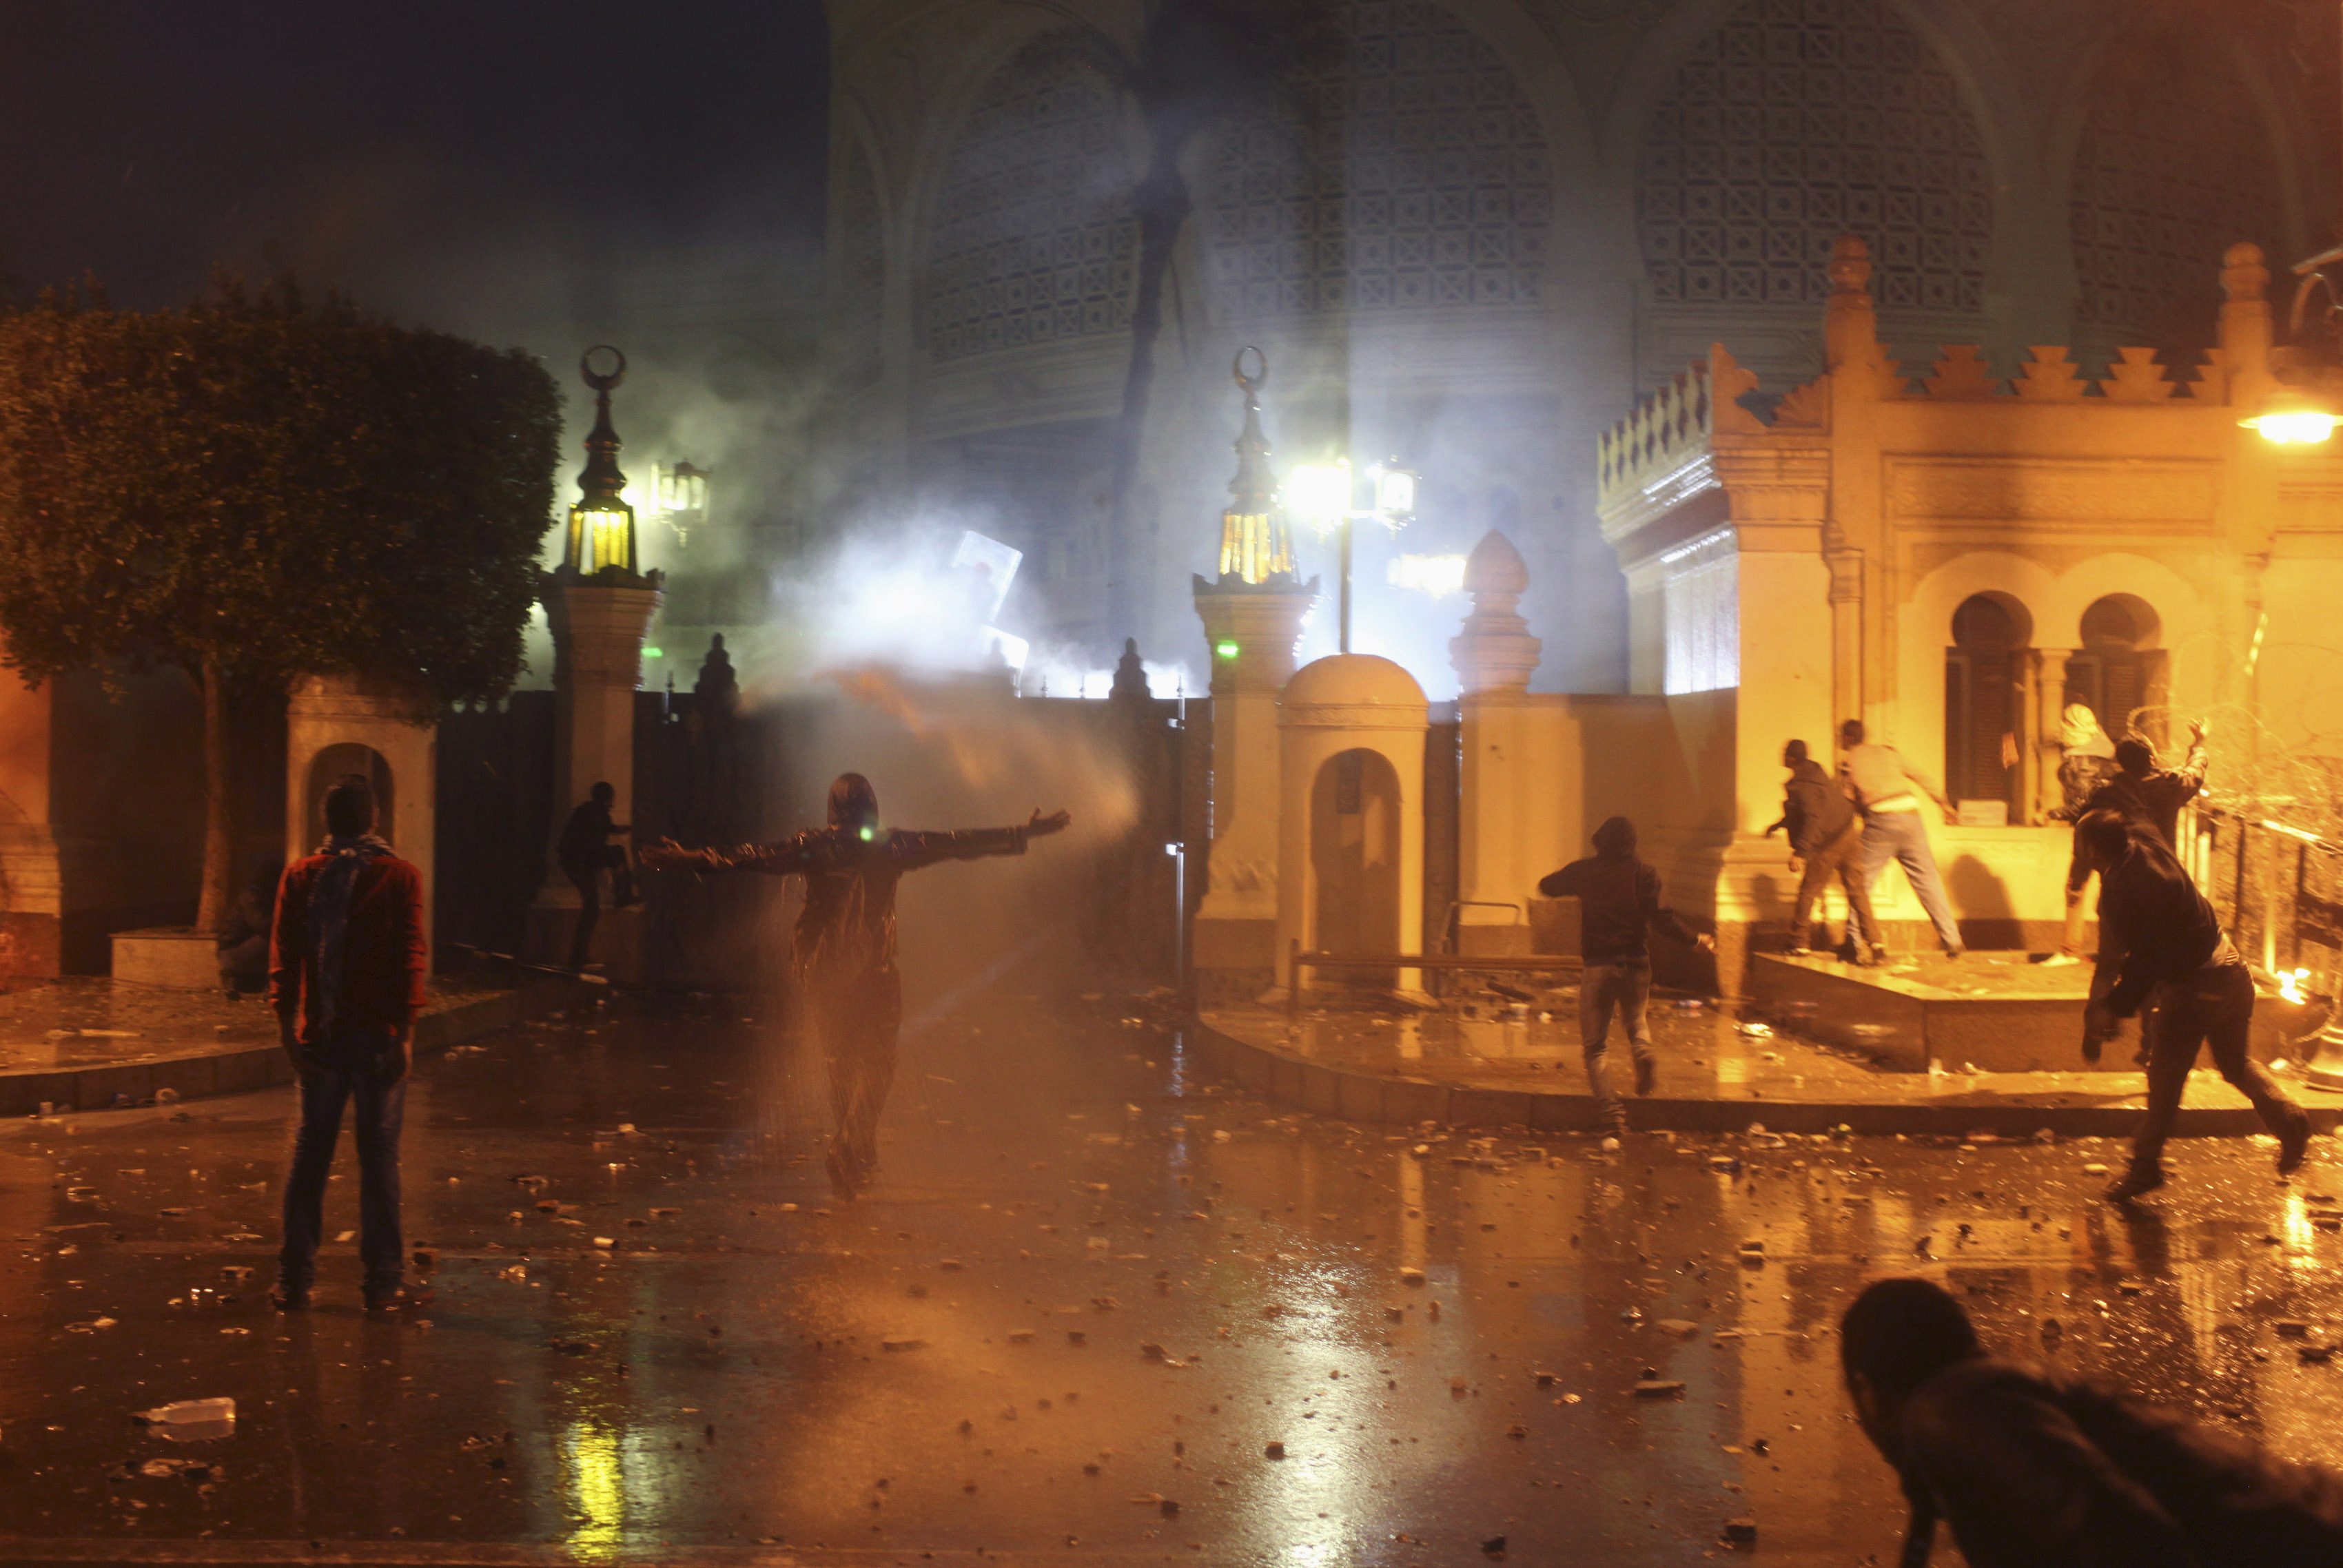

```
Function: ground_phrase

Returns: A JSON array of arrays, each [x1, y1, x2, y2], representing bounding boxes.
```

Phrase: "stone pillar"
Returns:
[[1190, 573, 1316, 997], [1449, 531, 1546, 957], [1825, 548, 1864, 734], [531, 575, 662, 976], [2034, 648, 2074, 823]]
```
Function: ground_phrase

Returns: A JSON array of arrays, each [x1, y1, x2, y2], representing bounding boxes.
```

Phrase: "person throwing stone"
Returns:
[[1537, 816, 1712, 1148], [1768, 738, 1879, 962], [1839, 719, 1963, 961], [2076, 807, 2311, 1201], [644, 774, 1070, 1197]]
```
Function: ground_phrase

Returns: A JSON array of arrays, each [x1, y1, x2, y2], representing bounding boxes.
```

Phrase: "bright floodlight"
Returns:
[[2242, 385, 2342, 444], [1369, 463, 1418, 522], [1284, 460, 1352, 532]]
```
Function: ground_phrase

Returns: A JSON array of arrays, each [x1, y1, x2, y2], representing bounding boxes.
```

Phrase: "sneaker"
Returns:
[[363, 1285, 433, 1314], [2278, 1115, 2313, 1177], [1870, 946, 1892, 967], [1634, 1057, 1656, 1097], [2040, 952, 2083, 968], [1599, 1135, 1621, 1154], [1783, 945, 1812, 958], [2102, 1166, 2165, 1203], [269, 1284, 310, 1312], [1943, 946, 1967, 960]]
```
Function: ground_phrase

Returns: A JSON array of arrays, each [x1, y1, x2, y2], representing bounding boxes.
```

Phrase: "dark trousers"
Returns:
[[563, 847, 633, 969], [2132, 954, 2305, 1173], [812, 969, 902, 1167], [1791, 823, 1881, 953], [279, 1033, 407, 1292], [1579, 962, 1653, 1132]]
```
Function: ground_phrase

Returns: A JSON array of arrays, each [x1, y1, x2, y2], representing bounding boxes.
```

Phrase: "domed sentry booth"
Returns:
[[1276, 654, 1428, 1002], [285, 674, 436, 956]]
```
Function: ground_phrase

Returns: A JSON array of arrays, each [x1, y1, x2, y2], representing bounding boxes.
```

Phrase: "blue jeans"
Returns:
[[1579, 962, 1653, 1132], [1859, 809, 1962, 952], [278, 1031, 407, 1292]]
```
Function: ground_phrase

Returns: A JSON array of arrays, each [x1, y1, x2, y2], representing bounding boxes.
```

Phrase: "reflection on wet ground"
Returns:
[[0, 986, 2338, 1563]]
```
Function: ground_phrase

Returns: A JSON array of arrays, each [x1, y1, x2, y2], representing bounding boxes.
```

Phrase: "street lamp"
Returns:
[[1284, 457, 1420, 654], [564, 345, 641, 577], [2247, 243, 2343, 446]]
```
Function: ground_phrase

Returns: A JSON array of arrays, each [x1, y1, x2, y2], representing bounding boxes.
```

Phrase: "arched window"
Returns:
[[2065, 594, 2167, 744], [1945, 593, 2029, 815], [1637, 0, 1993, 311], [923, 32, 1136, 362]]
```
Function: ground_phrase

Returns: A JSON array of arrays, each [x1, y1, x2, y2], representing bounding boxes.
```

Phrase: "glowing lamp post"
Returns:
[[2242, 383, 2343, 445], [562, 347, 642, 575], [1284, 457, 1420, 654], [534, 345, 664, 978]]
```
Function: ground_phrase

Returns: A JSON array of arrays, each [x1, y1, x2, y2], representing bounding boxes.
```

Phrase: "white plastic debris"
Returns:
[[140, 1398, 234, 1427]]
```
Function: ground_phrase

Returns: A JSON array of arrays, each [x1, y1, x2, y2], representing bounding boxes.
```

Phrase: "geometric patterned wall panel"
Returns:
[[924, 32, 1137, 362], [2071, 25, 2284, 341], [1639, 0, 1992, 311], [1200, 0, 1552, 320], [833, 144, 886, 386]]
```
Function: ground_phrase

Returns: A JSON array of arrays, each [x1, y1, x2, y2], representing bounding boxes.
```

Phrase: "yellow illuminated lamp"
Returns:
[[1285, 460, 1352, 535], [2242, 384, 2343, 445], [1215, 348, 1298, 585], [564, 345, 643, 575]]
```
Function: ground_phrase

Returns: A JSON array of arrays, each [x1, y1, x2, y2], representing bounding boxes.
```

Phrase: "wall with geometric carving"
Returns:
[[1198, 0, 1553, 322], [2070, 21, 2285, 350], [1637, 0, 1993, 313], [923, 31, 1137, 362]]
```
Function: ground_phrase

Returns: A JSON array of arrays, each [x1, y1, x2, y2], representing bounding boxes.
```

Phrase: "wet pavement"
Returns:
[[1, 982, 2341, 1565]]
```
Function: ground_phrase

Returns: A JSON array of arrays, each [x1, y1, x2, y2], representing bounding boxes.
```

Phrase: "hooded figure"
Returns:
[[644, 774, 1070, 1197], [2052, 704, 2118, 818], [1537, 816, 1710, 1140]]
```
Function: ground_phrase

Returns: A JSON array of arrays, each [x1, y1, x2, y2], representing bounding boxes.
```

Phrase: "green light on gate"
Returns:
[[643, 647, 663, 658], [1215, 639, 1240, 660], [859, 826, 874, 841]]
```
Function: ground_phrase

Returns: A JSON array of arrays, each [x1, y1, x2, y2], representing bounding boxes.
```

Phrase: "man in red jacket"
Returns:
[[268, 778, 429, 1311]]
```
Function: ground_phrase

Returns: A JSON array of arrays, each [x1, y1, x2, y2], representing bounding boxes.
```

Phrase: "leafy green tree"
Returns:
[[0, 278, 561, 929]]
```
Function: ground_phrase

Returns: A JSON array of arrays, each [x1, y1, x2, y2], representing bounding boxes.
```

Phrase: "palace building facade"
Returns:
[[818, 0, 2330, 685]]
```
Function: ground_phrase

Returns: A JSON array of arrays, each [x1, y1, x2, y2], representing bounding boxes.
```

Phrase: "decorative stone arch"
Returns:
[[1896, 551, 2054, 786], [1276, 654, 1429, 998], [1611, 0, 2017, 382], [827, 111, 893, 392], [2054, 12, 2298, 360], [910, 21, 1139, 365], [285, 674, 437, 958]]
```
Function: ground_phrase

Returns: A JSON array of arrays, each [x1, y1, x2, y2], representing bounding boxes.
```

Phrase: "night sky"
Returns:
[[0, 2, 831, 336]]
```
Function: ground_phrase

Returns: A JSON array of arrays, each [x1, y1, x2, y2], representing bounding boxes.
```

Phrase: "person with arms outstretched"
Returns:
[[644, 773, 1070, 1197]]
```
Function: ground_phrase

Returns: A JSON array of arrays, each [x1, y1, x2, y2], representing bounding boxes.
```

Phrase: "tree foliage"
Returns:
[[0, 275, 562, 929], [0, 276, 561, 704]]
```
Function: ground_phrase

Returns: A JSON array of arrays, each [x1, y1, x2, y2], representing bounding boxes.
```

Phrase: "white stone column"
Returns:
[[531, 577, 662, 976], [1190, 574, 1316, 991], [1450, 531, 1545, 957]]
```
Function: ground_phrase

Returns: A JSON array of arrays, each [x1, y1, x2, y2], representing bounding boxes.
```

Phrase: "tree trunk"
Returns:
[[1103, 154, 1193, 648], [196, 655, 234, 933]]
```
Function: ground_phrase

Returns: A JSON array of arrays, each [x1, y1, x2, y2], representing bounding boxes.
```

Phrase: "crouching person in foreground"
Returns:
[[1842, 1277, 2343, 1567]]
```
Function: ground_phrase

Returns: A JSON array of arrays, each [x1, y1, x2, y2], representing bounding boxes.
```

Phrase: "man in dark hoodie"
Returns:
[[1538, 816, 1712, 1144], [2074, 807, 2310, 1201], [1768, 739, 1879, 962], [1842, 1277, 2343, 1567]]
